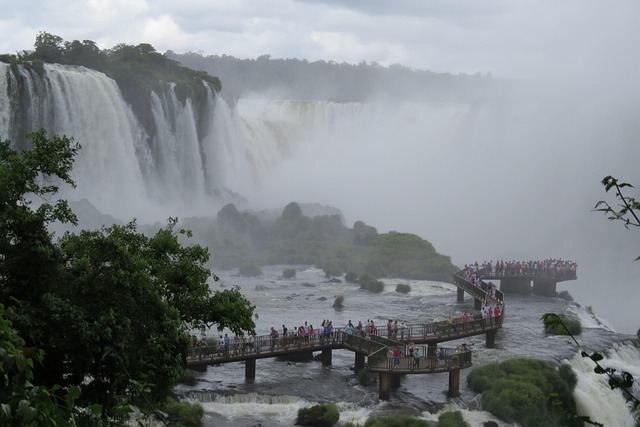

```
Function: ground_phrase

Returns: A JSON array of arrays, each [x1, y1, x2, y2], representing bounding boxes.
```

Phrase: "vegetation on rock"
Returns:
[[296, 402, 340, 427], [543, 314, 582, 336], [395, 283, 411, 294], [467, 358, 581, 427], [437, 410, 470, 427]]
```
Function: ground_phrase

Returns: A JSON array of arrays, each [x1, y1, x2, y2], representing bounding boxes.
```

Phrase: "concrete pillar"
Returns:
[[379, 373, 391, 400], [245, 358, 256, 379], [533, 279, 557, 297], [355, 353, 365, 372], [500, 278, 531, 294], [474, 297, 482, 310], [486, 330, 496, 348], [321, 348, 332, 366], [391, 374, 401, 388], [457, 287, 464, 303], [448, 368, 460, 397]]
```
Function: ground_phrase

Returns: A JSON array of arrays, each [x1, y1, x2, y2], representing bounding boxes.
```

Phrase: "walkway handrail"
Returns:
[[368, 345, 473, 373]]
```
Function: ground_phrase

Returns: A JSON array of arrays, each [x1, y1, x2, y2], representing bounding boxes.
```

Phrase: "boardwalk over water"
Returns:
[[188, 260, 576, 399], [187, 313, 504, 399]]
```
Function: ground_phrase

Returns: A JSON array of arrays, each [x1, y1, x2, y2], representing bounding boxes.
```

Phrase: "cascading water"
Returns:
[[3, 62, 640, 425]]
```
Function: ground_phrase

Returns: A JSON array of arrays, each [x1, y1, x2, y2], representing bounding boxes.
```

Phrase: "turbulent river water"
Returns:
[[174, 265, 640, 427]]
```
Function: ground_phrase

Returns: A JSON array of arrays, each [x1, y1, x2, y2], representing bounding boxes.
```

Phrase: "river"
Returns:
[[174, 265, 639, 427]]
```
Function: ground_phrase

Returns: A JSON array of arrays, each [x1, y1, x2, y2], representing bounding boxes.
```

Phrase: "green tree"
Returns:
[[0, 304, 94, 426], [33, 31, 65, 63], [0, 130, 256, 419]]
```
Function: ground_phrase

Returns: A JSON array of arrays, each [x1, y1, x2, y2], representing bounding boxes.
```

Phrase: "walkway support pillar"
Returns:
[[533, 279, 557, 297], [457, 287, 464, 303], [245, 359, 256, 379], [379, 373, 391, 400], [486, 330, 496, 348], [474, 298, 482, 310], [500, 278, 531, 294], [321, 348, 332, 366], [391, 374, 401, 388], [448, 368, 460, 397], [354, 353, 365, 372]]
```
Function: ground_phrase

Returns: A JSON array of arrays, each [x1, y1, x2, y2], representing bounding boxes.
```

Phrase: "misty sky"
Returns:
[[2, 0, 640, 81]]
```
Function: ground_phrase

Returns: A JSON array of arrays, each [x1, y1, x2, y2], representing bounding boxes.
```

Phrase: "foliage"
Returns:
[[296, 402, 340, 427], [0, 304, 98, 426], [594, 175, 640, 259], [165, 397, 204, 427], [359, 274, 385, 293], [0, 131, 256, 420], [395, 283, 411, 294], [362, 415, 430, 427], [333, 295, 344, 309], [238, 263, 263, 277], [197, 204, 459, 282], [322, 260, 343, 277], [437, 410, 469, 427], [467, 358, 582, 427], [283, 268, 296, 278], [543, 314, 582, 336], [168, 51, 498, 105], [177, 369, 198, 386], [542, 313, 640, 425], [344, 271, 359, 283], [357, 369, 369, 386]]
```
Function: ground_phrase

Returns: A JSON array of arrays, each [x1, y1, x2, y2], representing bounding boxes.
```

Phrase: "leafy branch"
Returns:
[[541, 313, 639, 425], [594, 176, 640, 260]]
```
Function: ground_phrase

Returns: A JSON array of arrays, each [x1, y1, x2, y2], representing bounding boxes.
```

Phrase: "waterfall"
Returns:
[[567, 341, 640, 427]]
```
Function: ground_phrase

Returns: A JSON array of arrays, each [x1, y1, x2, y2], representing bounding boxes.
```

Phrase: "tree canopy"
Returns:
[[0, 130, 256, 423]]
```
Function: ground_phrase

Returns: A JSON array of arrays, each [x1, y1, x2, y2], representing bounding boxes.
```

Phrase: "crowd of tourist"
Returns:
[[461, 258, 577, 278]]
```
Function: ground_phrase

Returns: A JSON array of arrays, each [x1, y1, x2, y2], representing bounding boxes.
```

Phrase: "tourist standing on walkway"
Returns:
[[413, 348, 421, 369], [393, 346, 401, 367]]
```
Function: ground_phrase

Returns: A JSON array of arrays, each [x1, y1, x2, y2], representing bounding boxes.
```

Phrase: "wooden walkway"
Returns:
[[187, 314, 502, 370]]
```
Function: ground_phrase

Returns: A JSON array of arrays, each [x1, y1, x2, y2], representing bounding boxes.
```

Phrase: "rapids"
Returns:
[[175, 265, 639, 427]]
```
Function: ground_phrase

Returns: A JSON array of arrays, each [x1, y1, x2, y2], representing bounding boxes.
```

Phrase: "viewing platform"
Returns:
[[453, 260, 577, 309], [187, 314, 503, 399]]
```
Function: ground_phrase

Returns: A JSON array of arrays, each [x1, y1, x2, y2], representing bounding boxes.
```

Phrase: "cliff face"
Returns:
[[0, 62, 229, 220]]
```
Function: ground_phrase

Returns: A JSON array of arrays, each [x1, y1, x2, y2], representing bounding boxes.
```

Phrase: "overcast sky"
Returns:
[[2, 0, 640, 80]]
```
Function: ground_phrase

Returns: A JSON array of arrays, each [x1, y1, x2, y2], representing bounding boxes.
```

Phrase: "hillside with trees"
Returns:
[[167, 51, 509, 104], [174, 201, 458, 282]]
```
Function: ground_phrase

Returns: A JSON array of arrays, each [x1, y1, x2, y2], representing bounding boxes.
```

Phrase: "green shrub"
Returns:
[[359, 274, 385, 293], [165, 397, 204, 427], [364, 415, 429, 427], [395, 283, 411, 294], [323, 261, 342, 277], [238, 263, 263, 277], [543, 314, 582, 336], [357, 369, 369, 386], [345, 271, 359, 283], [333, 295, 344, 308], [437, 410, 469, 427], [296, 402, 340, 427], [177, 369, 198, 386], [466, 358, 581, 427], [282, 268, 296, 278]]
